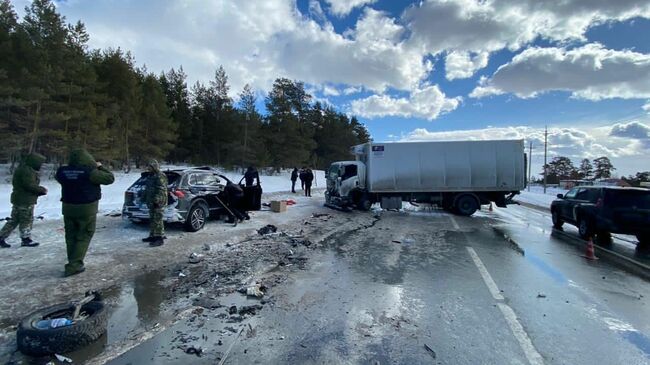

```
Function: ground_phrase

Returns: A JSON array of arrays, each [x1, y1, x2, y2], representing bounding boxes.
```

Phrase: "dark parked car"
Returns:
[[122, 167, 233, 232], [550, 186, 650, 245]]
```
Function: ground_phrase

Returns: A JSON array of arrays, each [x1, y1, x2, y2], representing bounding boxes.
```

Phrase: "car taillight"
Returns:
[[596, 198, 603, 208], [173, 190, 186, 199]]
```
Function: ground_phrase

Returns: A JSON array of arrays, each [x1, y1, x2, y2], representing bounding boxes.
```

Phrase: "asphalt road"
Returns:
[[108, 205, 650, 365]]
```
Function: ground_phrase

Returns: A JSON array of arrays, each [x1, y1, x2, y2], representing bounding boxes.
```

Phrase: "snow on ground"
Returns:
[[0, 164, 325, 220], [516, 185, 568, 209]]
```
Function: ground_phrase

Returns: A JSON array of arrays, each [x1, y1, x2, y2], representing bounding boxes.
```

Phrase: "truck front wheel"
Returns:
[[455, 194, 479, 216], [356, 194, 372, 211]]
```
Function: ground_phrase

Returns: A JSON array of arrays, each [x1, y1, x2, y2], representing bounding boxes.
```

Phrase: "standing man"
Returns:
[[299, 167, 306, 191], [56, 149, 114, 277], [290, 168, 298, 193], [143, 160, 167, 247], [304, 168, 314, 197], [0, 153, 48, 248], [243, 166, 260, 187]]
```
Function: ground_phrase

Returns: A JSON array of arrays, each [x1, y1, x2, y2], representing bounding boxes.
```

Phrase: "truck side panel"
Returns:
[[361, 140, 524, 193]]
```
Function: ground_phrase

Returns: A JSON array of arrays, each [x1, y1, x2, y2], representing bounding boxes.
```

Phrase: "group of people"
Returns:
[[0, 150, 169, 277], [291, 167, 315, 197]]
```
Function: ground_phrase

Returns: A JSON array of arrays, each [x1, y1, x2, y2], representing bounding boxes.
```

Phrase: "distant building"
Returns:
[[559, 180, 594, 189], [593, 178, 630, 187]]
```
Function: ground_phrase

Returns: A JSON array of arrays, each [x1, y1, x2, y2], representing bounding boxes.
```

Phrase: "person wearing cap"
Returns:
[[55, 149, 114, 277], [0, 153, 48, 248], [143, 160, 167, 247]]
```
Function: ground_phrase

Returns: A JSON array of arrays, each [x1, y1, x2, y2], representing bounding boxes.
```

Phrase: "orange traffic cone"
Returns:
[[583, 237, 598, 260], [489, 203, 493, 212]]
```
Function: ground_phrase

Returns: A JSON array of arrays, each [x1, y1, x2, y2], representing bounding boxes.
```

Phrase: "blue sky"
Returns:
[[12, 0, 650, 175]]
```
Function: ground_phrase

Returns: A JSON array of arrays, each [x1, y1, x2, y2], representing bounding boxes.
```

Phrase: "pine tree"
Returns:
[[593, 156, 616, 180], [578, 158, 593, 180], [160, 67, 192, 162]]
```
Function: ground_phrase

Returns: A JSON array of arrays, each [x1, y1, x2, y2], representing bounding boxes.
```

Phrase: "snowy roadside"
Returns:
[[0, 189, 330, 326], [515, 185, 567, 211], [0, 165, 325, 220]]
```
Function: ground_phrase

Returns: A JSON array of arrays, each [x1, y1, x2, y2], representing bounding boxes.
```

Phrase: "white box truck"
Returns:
[[325, 140, 526, 216]]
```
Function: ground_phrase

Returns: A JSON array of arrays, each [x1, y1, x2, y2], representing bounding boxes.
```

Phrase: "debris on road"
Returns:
[[258, 224, 278, 235], [392, 240, 401, 244], [184, 346, 203, 357], [178, 272, 187, 277], [188, 252, 205, 264], [537, 293, 547, 298], [228, 306, 238, 315], [423, 344, 437, 359], [238, 304, 263, 316], [55, 354, 73, 363], [246, 284, 265, 298], [192, 297, 222, 309]]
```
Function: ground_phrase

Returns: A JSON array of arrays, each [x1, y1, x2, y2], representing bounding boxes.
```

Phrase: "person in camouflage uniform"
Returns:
[[0, 153, 48, 248], [143, 160, 167, 247], [56, 149, 114, 277]]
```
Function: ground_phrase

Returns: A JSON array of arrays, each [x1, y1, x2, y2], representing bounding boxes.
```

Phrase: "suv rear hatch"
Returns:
[[124, 171, 182, 208], [605, 189, 650, 230]]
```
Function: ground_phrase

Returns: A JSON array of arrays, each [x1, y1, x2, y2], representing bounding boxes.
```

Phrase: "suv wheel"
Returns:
[[578, 218, 593, 240], [552, 210, 563, 229], [185, 203, 208, 232]]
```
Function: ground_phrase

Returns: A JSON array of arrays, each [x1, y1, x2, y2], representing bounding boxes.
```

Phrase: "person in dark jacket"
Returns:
[[56, 149, 114, 277], [143, 160, 167, 247], [242, 166, 260, 187], [0, 153, 48, 248], [290, 168, 298, 193], [304, 168, 314, 197], [299, 167, 306, 191], [221, 181, 249, 223]]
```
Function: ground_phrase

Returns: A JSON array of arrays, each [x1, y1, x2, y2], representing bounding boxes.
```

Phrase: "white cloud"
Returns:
[[324, 0, 377, 17], [350, 85, 461, 120], [401, 124, 650, 175], [470, 44, 650, 100], [322, 85, 340, 96], [403, 0, 650, 78], [609, 121, 650, 148], [50, 0, 428, 96], [445, 51, 489, 80], [643, 101, 650, 113], [343, 86, 362, 95]]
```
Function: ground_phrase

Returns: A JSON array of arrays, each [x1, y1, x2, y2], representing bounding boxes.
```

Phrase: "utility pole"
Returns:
[[543, 126, 548, 194], [528, 141, 533, 192]]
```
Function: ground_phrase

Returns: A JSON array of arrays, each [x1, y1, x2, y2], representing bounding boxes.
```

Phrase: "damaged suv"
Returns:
[[122, 167, 232, 231]]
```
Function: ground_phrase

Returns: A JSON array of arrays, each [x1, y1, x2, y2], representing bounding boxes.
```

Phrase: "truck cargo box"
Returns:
[[352, 140, 525, 193]]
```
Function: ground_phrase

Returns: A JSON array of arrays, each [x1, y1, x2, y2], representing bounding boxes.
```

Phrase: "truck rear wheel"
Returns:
[[455, 194, 478, 216]]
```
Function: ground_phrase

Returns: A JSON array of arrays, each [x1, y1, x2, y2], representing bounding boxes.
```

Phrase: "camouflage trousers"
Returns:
[[149, 206, 165, 237], [0, 205, 34, 240]]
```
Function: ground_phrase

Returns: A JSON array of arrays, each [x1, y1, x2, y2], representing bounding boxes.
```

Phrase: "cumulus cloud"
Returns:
[[445, 51, 489, 80], [350, 85, 461, 120], [403, 0, 650, 78], [324, 0, 377, 17], [47, 0, 428, 96], [609, 122, 650, 147], [470, 44, 650, 100]]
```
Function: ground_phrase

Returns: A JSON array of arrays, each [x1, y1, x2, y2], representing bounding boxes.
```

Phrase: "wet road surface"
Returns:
[[107, 206, 650, 364]]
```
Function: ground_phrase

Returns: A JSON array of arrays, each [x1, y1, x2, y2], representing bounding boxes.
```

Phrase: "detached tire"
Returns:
[[185, 202, 208, 232], [17, 301, 108, 356]]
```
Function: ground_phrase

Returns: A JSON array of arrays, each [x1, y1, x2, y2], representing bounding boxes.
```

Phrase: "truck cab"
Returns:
[[325, 161, 369, 209]]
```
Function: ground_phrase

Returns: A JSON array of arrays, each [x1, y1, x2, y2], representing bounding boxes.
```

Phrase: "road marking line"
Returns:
[[466, 246, 545, 365], [449, 215, 460, 230], [466, 247, 503, 300], [497, 303, 545, 365]]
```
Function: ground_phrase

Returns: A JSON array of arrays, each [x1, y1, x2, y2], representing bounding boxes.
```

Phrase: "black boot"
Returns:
[[0, 239, 9, 248], [142, 236, 155, 242], [149, 236, 164, 247], [21, 237, 39, 247]]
